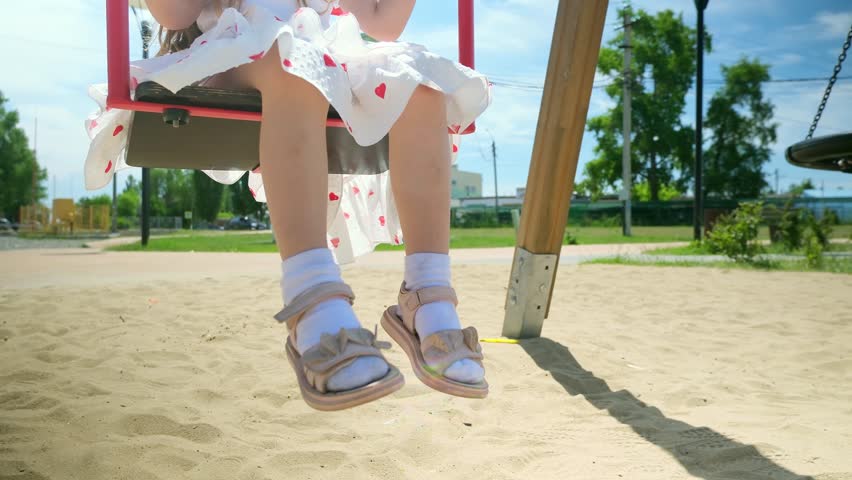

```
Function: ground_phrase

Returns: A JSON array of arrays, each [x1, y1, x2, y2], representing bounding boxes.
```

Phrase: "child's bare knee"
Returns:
[[411, 85, 444, 106]]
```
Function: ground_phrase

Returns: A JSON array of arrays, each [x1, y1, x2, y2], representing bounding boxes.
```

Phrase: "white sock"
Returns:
[[404, 253, 484, 384], [281, 248, 388, 392]]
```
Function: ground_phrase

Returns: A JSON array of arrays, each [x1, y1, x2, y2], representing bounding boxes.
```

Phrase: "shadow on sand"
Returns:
[[520, 337, 813, 480]]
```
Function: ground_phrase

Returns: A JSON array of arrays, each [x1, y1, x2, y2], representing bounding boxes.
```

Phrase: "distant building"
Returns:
[[451, 165, 482, 200], [801, 189, 852, 222], [457, 196, 524, 208]]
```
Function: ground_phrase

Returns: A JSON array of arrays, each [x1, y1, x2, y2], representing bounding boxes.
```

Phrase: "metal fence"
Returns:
[[451, 197, 852, 228]]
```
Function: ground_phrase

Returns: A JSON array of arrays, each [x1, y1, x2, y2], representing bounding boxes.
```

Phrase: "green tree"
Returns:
[[578, 6, 709, 201], [633, 181, 681, 201], [117, 188, 140, 217], [117, 174, 141, 217], [0, 91, 46, 220], [124, 175, 140, 194], [704, 58, 777, 199], [192, 170, 224, 223], [228, 174, 260, 217], [787, 178, 814, 197], [138, 169, 193, 218], [77, 194, 112, 207]]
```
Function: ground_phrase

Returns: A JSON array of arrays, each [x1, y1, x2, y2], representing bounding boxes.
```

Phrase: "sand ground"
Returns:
[[1, 246, 851, 480]]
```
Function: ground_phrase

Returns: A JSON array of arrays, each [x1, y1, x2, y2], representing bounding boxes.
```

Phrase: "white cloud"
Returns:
[[814, 10, 852, 38]]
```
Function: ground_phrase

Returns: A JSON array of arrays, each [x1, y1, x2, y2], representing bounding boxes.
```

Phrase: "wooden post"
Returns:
[[502, 0, 609, 339]]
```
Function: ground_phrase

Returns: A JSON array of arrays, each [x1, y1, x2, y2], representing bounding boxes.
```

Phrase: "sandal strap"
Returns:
[[299, 327, 390, 394], [397, 283, 458, 334], [273, 282, 355, 335], [421, 327, 484, 376]]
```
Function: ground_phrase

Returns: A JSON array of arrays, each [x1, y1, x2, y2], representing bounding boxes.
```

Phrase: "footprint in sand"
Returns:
[[32, 352, 78, 364], [268, 450, 347, 469], [0, 460, 50, 480], [0, 370, 54, 385], [118, 414, 222, 444], [0, 391, 60, 411]]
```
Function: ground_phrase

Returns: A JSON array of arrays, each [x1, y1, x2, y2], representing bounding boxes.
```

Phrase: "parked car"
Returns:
[[0, 218, 16, 235], [224, 216, 268, 231]]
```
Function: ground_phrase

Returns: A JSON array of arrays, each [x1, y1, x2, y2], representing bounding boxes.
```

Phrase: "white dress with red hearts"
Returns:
[[83, 0, 490, 263]]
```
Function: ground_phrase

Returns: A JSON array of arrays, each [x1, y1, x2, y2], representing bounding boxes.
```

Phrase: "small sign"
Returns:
[[184, 211, 192, 220]]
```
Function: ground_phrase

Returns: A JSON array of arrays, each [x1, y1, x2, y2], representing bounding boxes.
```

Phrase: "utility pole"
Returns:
[[621, 10, 633, 237], [694, 0, 709, 241], [112, 172, 118, 233], [492, 138, 499, 219], [774, 168, 779, 194], [140, 19, 152, 246], [32, 117, 38, 208]]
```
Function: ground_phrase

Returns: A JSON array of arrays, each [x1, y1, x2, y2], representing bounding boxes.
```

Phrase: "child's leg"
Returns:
[[232, 49, 388, 391], [389, 86, 484, 384]]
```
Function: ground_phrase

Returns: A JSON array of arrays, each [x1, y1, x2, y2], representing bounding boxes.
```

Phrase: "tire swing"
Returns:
[[785, 25, 852, 174]]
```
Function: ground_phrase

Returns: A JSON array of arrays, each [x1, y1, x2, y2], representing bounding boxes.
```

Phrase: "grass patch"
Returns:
[[112, 226, 705, 253], [646, 240, 852, 256], [586, 255, 852, 274], [106, 225, 852, 254], [111, 233, 278, 253]]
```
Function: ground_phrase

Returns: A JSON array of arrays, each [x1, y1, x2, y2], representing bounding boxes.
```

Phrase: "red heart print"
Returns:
[[274, 15, 284, 21], [450, 124, 461, 134], [249, 51, 264, 61], [104, 160, 113, 174], [374, 83, 387, 99], [283, 58, 293, 67], [352, 186, 360, 194], [343, 212, 350, 219], [130, 76, 139, 89], [393, 235, 400, 245], [112, 125, 124, 136], [331, 6, 345, 15], [330, 237, 341, 248], [328, 192, 340, 201], [368, 190, 375, 197], [324, 54, 336, 67], [379, 216, 386, 226], [249, 187, 256, 198], [252, 166, 261, 173], [90, 119, 98, 130], [347, 123, 353, 133], [452, 144, 459, 153], [200, 40, 208, 45], [341, 63, 348, 72]]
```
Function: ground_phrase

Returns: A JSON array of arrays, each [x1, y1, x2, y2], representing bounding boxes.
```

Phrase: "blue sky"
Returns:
[[2, 0, 851, 202]]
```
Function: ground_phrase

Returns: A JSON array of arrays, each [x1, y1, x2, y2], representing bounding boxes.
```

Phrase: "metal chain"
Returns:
[[807, 24, 852, 139]]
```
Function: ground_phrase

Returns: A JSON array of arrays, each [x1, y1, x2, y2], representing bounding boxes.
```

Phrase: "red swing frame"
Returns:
[[105, 0, 476, 132]]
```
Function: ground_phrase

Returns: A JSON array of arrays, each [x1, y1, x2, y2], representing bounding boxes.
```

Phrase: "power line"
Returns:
[[489, 75, 852, 92]]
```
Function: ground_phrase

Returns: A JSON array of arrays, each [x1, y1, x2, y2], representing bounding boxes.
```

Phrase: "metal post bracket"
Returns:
[[503, 247, 558, 339]]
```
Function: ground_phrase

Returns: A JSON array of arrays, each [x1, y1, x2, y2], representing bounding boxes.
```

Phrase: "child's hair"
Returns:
[[157, 0, 334, 55]]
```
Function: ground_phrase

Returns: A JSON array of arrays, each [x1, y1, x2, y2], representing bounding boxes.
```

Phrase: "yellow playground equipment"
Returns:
[[18, 200, 110, 234]]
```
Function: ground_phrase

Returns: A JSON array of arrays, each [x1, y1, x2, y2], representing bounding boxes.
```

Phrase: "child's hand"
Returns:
[[339, 0, 415, 41], [146, 0, 207, 30]]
